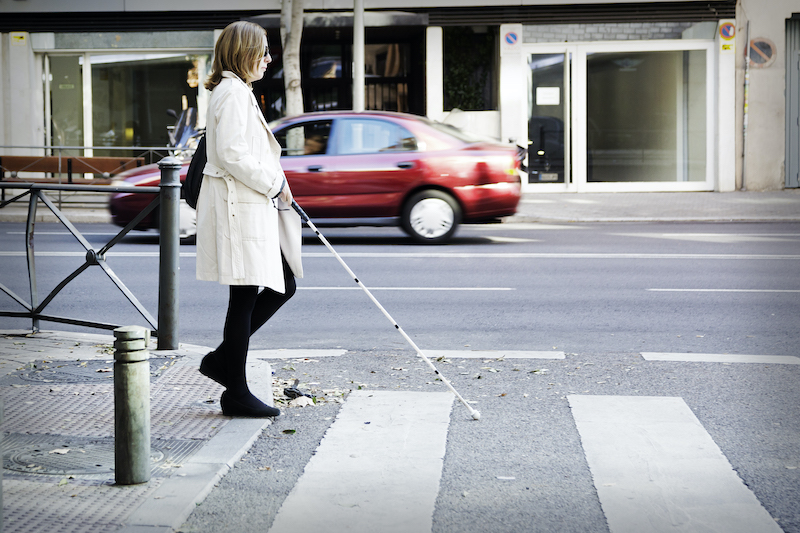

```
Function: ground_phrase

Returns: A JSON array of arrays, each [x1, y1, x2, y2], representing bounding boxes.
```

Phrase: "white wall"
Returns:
[[736, 0, 798, 190], [0, 32, 44, 154]]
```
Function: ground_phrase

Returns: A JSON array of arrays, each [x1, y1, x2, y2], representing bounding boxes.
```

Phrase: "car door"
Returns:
[[323, 117, 424, 218]]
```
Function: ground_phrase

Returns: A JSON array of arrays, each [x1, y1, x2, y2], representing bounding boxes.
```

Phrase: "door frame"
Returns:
[[513, 39, 717, 193]]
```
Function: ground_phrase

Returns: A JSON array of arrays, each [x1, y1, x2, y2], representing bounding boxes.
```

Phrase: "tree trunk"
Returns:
[[281, 0, 304, 118]]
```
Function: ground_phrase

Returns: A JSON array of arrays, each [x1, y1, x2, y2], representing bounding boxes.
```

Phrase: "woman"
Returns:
[[196, 21, 303, 417]]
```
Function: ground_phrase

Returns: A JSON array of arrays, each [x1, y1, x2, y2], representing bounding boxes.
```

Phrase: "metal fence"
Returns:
[[0, 157, 182, 349]]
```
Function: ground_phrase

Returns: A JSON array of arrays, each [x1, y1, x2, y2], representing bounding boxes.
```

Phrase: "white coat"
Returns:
[[196, 71, 303, 291]]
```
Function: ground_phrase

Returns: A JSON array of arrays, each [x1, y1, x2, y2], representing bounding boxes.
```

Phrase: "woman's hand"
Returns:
[[279, 182, 293, 204]]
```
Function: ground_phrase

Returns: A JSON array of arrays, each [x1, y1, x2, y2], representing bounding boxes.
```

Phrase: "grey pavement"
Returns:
[[0, 329, 274, 533]]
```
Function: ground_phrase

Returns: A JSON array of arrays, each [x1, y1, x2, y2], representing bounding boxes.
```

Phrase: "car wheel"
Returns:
[[401, 190, 461, 244]]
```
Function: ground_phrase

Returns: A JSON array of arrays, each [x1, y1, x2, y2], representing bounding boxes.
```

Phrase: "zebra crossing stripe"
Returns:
[[568, 395, 782, 533], [424, 349, 565, 359], [268, 390, 454, 533], [642, 352, 800, 365]]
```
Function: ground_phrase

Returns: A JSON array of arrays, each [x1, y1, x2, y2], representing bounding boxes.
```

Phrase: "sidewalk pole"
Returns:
[[157, 157, 181, 350], [113, 325, 151, 485]]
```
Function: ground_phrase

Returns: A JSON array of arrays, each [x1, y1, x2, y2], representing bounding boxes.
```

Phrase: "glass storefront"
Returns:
[[586, 49, 707, 183], [519, 41, 713, 191], [46, 52, 211, 156]]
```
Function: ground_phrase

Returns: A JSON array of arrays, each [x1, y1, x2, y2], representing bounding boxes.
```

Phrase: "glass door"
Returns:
[[527, 52, 569, 184]]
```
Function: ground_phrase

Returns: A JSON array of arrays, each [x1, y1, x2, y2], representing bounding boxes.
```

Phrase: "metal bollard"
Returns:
[[114, 325, 151, 485], [157, 156, 181, 350]]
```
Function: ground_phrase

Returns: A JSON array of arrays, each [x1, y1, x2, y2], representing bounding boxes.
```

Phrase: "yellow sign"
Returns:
[[10, 32, 27, 46]]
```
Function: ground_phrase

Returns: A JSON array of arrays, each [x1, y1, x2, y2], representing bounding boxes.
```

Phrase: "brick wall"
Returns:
[[523, 22, 694, 43]]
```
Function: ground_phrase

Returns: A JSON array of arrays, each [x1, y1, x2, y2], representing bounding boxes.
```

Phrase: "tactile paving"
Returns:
[[2, 477, 163, 533]]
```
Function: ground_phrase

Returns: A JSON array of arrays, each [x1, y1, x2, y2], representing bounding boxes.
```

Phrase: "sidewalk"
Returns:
[[0, 329, 274, 533], [509, 189, 800, 223], [1, 189, 799, 224]]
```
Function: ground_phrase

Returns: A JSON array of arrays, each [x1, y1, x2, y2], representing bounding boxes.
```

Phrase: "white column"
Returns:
[[717, 19, 736, 191], [499, 24, 525, 146], [82, 52, 93, 156], [352, 0, 365, 112], [3, 32, 41, 154], [425, 26, 444, 121]]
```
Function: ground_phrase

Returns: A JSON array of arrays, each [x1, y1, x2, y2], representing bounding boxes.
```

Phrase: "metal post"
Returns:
[[157, 157, 181, 350], [114, 325, 150, 485], [26, 191, 39, 332]]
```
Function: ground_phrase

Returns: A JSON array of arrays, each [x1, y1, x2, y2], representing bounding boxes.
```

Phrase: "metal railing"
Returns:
[[0, 144, 195, 165], [0, 157, 182, 349], [0, 144, 195, 209]]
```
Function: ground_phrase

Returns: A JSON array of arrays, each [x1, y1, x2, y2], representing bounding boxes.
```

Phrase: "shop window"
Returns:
[[586, 49, 706, 182], [47, 52, 210, 156]]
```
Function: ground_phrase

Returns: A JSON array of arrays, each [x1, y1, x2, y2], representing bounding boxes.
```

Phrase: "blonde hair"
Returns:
[[205, 21, 267, 90]]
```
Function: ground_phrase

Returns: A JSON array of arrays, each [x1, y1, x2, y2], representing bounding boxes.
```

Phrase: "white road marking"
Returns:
[[569, 395, 783, 533], [297, 286, 514, 291], [5, 231, 121, 236], [642, 352, 800, 365], [423, 349, 565, 359], [614, 232, 800, 243], [1, 251, 799, 260], [267, 390, 453, 533], [649, 288, 800, 293], [483, 235, 539, 243], [250, 349, 346, 358]]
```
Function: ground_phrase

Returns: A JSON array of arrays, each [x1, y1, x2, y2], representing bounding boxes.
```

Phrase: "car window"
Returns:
[[275, 120, 332, 157], [336, 119, 417, 155]]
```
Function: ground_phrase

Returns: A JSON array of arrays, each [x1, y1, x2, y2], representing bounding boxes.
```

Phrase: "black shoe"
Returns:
[[199, 350, 228, 387], [220, 390, 280, 418]]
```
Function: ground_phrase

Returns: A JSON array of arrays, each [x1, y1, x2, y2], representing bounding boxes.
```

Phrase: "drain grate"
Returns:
[[3, 433, 203, 479]]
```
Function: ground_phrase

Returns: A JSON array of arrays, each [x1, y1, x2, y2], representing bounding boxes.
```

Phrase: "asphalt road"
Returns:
[[1, 221, 798, 532]]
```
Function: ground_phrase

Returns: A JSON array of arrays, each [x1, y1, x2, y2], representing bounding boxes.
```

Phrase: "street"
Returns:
[[1, 220, 799, 532]]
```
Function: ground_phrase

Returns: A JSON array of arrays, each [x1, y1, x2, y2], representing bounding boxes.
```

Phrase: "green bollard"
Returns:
[[113, 325, 151, 485]]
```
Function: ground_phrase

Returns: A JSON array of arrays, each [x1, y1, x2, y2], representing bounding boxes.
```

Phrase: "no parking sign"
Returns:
[[719, 21, 736, 55]]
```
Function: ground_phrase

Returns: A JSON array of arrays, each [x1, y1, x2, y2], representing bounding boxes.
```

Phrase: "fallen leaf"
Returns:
[[96, 368, 112, 373], [282, 429, 296, 435], [49, 449, 70, 455]]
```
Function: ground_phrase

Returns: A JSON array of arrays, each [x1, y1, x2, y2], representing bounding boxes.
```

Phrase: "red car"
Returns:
[[109, 111, 522, 243]]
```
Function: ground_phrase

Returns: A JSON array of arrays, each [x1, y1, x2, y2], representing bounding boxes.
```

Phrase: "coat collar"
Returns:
[[220, 71, 270, 131]]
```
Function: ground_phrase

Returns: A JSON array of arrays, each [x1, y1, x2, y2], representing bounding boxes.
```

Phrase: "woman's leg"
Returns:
[[200, 258, 296, 386], [204, 258, 297, 416]]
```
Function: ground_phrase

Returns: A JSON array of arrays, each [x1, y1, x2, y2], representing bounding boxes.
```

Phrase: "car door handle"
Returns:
[[397, 161, 415, 169], [308, 165, 323, 172]]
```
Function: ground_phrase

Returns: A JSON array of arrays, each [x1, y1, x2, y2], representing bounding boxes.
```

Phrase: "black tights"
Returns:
[[218, 257, 296, 394]]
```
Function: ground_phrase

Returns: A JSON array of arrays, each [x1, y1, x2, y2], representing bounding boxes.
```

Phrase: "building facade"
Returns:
[[1, 0, 795, 193]]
